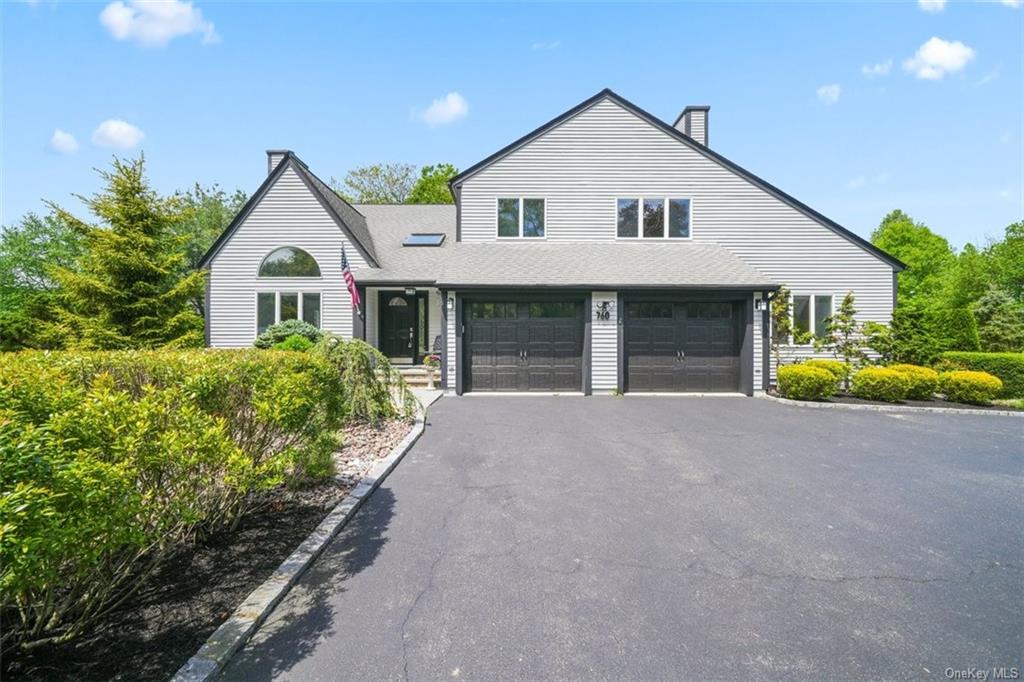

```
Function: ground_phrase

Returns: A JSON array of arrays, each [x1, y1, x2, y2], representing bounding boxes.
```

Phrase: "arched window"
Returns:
[[258, 247, 321, 277]]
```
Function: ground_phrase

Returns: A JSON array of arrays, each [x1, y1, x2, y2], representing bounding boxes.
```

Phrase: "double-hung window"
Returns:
[[497, 198, 545, 238], [257, 291, 322, 334], [617, 197, 691, 238]]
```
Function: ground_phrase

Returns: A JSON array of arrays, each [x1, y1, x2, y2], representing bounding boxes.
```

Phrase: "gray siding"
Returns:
[[207, 166, 366, 348], [458, 97, 894, 357], [445, 292, 456, 389], [590, 291, 618, 391]]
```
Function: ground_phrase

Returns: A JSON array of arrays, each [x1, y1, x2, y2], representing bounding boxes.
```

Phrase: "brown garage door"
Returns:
[[625, 301, 741, 392], [465, 301, 584, 392]]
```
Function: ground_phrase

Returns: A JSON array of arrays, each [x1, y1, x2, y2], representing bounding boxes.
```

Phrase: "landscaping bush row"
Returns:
[[777, 360, 1003, 405], [938, 351, 1024, 398], [0, 338, 414, 651]]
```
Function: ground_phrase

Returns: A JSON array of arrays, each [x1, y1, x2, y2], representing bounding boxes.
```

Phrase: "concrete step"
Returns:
[[397, 366, 440, 388]]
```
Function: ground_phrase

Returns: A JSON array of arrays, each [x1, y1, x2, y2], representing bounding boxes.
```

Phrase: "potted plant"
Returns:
[[423, 353, 441, 389]]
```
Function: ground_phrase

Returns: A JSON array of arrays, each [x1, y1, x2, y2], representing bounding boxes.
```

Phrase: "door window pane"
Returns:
[[497, 199, 519, 237], [617, 199, 638, 237], [668, 199, 690, 238], [523, 199, 545, 237], [302, 292, 321, 327], [418, 296, 427, 353], [257, 292, 275, 333], [792, 296, 810, 340], [814, 295, 832, 338], [280, 292, 298, 321], [529, 302, 576, 318], [643, 199, 664, 238], [471, 302, 516, 319], [626, 302, 672, 318]]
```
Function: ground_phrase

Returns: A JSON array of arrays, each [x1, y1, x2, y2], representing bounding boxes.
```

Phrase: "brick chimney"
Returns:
[[673, 106, 710, 146], [266, 149, 291, 175]]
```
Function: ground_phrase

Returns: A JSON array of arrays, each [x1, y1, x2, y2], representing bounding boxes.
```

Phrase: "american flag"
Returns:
[[341, 246, 361, 313]]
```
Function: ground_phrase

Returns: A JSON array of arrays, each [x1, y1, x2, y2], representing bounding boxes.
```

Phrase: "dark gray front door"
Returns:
[[380, 292, 416, 362], [626, 301, 741, 392], [465, 301, 584, 392]]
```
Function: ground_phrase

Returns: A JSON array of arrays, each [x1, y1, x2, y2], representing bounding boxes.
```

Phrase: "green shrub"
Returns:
[[777, 364, 836, 401], [273, 334, 314, 352], [851, 367, 909, 402], [253, 319, 321, 349], [0, 348, 350, 651], [938, 352, 1024, 398], [311, 334, 417, 421], [887, 364, 940, 400], [930, 308, 981, 353], [940, 370, 1003, 405], [803, 359, 849, 389]]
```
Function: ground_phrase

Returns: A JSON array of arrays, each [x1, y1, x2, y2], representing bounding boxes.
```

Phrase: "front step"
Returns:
[[397, 366, 441, 389]]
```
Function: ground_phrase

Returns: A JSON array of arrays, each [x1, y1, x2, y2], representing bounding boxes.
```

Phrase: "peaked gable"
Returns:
[[450, 89, 904, 271], [198, 153, 378, 269]]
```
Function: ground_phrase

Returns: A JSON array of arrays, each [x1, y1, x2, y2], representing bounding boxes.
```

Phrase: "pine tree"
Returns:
[[820, 291, 866, 388], [49, 155, 205, 349]]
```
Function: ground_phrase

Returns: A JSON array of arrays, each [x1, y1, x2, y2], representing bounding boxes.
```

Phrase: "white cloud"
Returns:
[[846, 172, 890, 190], [902, 37, 975, 80], [977, 67, 1000, 86], [49, 129, 79, 154], [861, 59, 893, 77], [531, 40, 561, 50], [99, 0, 218, 47], [414, 92, 469, 127], [999, 0, 1020, 8], [816, 83, 841, 104], [846, 176, 866, 190], [91, 119, 145, 149], [918, 0, 947, 11]]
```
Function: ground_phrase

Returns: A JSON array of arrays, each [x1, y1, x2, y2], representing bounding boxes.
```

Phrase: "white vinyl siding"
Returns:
[[446, 292, 456, 389], [207, 165, 367, 347], [458, 96, 894, 372], [688, 110, 707, 146], [753, 293, 764, 393], [591, 292, 618, 391]]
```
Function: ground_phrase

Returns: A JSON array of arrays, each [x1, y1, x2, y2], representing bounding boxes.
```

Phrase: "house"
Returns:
[[199, 89, 904, 395]]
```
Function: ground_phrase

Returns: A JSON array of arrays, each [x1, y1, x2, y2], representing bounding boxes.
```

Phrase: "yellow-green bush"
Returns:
[[0, 344, 410, 651], [939, 370, 1003, 405], [851, 366, 909, 402], [778, 364, 836, 401], [803, 359, 849, 389], [888, 364, 940, 400]]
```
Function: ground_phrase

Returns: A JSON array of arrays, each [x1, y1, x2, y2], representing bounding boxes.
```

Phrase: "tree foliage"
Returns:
[[48, 155, 206, 349], [407, 163, 458, 204], [872, 209, 956, 301], [330, 163, 417, 204]]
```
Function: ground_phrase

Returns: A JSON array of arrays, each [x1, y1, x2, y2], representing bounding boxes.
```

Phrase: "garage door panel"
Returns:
[[466, 300, 583, 392]]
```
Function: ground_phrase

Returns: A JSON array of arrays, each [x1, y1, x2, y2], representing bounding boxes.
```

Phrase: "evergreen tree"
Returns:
[[49, 155, 205, 349], [973, 286, 1024, 352], [819, 291, 865, 388]]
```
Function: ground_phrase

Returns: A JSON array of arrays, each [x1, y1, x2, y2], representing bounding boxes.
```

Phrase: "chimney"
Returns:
[[266, 149, 291, 175], [673, 106, 710, 146]]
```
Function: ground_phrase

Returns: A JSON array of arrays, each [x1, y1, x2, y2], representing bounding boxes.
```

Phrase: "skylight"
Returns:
[[403, 233, 446, 247]]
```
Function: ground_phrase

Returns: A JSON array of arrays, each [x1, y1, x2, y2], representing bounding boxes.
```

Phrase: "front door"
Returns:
[[380, 292, 417, 362]]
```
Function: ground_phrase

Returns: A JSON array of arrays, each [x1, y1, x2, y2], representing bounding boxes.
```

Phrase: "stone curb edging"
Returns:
[[171, 409, 429, 682], [760, 393, 1023, 417]]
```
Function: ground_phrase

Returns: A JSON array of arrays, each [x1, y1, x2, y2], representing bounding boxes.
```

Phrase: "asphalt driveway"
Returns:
[[223, 397, 1022, 680]]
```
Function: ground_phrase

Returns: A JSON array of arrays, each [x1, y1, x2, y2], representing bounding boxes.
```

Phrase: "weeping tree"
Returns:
[[49, 155, 205, 349]]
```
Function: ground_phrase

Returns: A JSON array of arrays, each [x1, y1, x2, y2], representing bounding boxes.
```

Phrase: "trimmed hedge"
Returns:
[[273, 334, 314, 352], [778, 364, 835, 401], [940, 370, 1003, 405], [938, 352, 1024, 398], [0, 343, 411, 652], [851, 367, 909, 402], [803, 359, 849, 389], [888, 364, 940, 400]]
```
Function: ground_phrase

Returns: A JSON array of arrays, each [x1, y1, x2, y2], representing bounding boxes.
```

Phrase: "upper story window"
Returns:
[[497, 198, 545, 238], [617, 198, 691, 239], [258, 247, 321, 277]]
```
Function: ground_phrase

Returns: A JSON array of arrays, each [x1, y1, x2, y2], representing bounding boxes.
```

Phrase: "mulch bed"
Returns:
[[770, 390, 1023, 412], [3, 419, 414, 682]]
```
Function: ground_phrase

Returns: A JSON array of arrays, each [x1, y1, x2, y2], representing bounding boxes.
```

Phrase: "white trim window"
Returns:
[[616, 197, 691, 239], [791, 293, 833, 344], [497, 198, 545, 238], [256, 291, 322, 334]]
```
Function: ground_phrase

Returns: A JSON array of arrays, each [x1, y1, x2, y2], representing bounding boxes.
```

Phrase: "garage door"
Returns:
[[625, 301, 741, 392], [465, 300, 584, 392]]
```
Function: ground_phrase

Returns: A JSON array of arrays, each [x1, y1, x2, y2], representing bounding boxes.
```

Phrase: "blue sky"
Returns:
[[3, 1, 1021, 248]]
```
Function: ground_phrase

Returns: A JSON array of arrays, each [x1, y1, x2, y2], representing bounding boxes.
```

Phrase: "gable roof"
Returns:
[[449, 88, 905, 272], [197, 152, 379, 269]]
